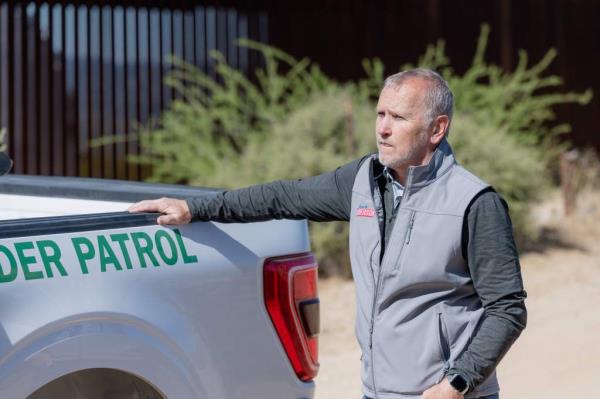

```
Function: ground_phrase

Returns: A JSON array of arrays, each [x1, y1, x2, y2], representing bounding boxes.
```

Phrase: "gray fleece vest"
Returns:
[[349, 139, 499, 398]]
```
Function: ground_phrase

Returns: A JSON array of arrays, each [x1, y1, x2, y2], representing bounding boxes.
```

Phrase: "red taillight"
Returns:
[[263, 253, 320, 382]]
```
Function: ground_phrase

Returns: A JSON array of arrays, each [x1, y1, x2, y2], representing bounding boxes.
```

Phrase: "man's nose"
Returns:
[[377, 117, 391, 136], [377, 129, 390, 138]]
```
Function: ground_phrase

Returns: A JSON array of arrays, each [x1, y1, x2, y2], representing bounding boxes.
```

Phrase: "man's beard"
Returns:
[[378, 130, 430, 171]]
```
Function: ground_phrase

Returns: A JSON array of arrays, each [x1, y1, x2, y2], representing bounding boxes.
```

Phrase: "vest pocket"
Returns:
[[433, 312, 452, 386], [394, 210, 416, 271], [374, 310, 451, 395], [436, 312, 451, 363]]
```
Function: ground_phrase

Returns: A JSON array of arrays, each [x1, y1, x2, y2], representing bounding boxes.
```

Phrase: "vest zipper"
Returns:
[[369, 180, 385, 398], [369, 171, 415, 398], [370, 271, 384, 398], [405, 211, 416, 244], [369, 211, 415, 397]]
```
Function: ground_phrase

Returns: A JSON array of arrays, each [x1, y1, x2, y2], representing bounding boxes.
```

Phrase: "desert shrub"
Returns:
[[404, 24, 592, 240], [117, 26, 590, 275], [130, 40, 334, 185], [449, 114, 547, 239], [213, 87, 376, 277], [121, 42, 379, 277]]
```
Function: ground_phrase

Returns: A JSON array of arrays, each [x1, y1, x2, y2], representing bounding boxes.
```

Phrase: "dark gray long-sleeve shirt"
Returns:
[[186, 155, 527, 391]]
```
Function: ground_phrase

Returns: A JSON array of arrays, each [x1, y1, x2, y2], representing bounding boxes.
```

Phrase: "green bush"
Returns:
[[405, 24, 592, 240], [130, 40, 335, 185], [120, 25, 590, 276], [213, 87, 375, 277], [450, 114, 547, 240]]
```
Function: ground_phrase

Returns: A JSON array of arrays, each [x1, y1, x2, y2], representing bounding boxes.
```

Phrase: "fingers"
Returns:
[[156, 214, 172, 226], [156, 214, 187, 226], [128, 199, 163, 213], [129, 198, 191, 226]]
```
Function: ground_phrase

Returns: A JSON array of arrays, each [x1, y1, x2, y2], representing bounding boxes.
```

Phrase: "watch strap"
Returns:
[[447, 374, 469, 395]]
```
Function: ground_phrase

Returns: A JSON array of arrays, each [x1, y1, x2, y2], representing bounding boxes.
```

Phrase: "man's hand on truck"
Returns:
[[129, 197, 192, 226]]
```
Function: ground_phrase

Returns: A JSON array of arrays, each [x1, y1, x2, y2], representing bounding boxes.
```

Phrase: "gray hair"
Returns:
[[383, 68, 453, 134]]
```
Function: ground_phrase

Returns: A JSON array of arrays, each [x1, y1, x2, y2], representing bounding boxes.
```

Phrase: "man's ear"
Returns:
[[430, 115, 450, 145]]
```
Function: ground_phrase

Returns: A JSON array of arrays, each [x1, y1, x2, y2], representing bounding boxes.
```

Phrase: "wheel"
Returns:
[[27, 368, 165, 399]]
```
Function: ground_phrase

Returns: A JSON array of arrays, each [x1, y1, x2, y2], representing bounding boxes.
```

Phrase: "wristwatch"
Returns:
[[447, 374, 469, 395]]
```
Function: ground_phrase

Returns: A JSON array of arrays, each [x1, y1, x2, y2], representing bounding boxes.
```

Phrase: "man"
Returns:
[[129, 69, 527, 399]]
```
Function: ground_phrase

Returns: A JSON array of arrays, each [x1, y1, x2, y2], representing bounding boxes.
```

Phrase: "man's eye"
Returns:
[[377, 112, 385, 117]]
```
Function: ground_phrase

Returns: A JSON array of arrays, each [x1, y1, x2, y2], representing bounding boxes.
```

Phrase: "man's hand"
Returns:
[[422, 378, 464, 399], [128, 197, 192, 226]]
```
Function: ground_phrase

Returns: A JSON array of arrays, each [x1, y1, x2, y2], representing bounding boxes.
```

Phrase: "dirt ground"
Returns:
[[314, 190, 600, 399]]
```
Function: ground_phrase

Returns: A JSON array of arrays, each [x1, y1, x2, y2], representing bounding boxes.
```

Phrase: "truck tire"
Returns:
[[26, 368, 165, 399]]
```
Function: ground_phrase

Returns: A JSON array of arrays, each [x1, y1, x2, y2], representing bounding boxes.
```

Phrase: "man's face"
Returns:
[[375, 79, 433, 174]]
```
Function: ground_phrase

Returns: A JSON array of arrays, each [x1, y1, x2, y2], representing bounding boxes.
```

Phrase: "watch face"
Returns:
[[449, 374, 468, 393]]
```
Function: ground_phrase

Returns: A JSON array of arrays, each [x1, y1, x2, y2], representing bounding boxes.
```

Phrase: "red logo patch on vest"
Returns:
[[356, 205, 376, 218]]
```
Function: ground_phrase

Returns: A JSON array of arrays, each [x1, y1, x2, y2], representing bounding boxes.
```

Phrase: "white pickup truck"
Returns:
[[0, 154, 319, 399]]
